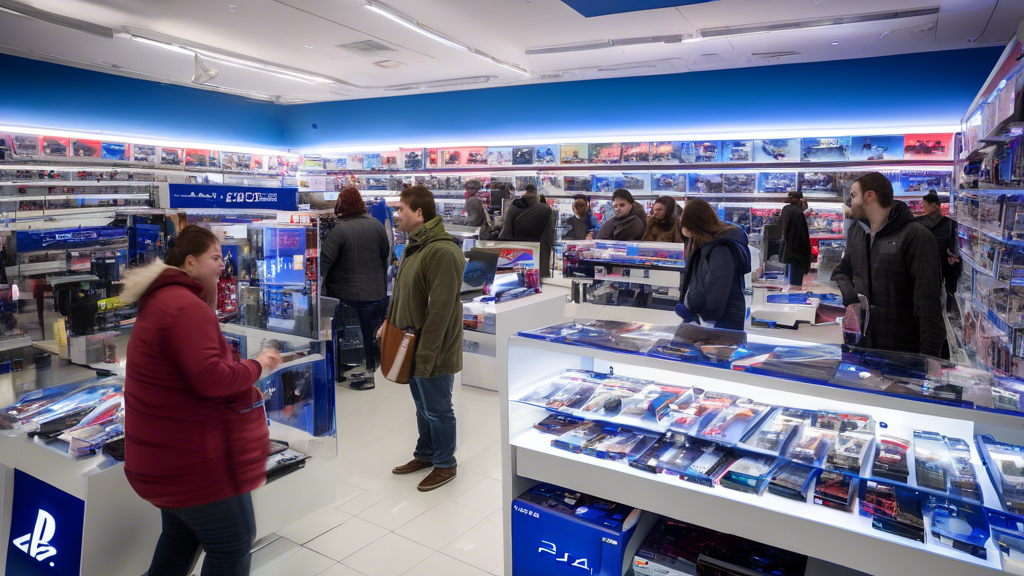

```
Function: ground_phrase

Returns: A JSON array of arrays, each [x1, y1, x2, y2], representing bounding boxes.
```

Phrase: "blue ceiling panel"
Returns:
[[559, 0, 718, 18]]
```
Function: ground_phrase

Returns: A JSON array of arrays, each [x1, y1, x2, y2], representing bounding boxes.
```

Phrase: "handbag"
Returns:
[[379, 318, 418, 384]]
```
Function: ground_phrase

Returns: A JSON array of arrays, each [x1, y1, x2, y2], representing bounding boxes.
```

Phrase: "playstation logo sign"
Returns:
[[12, 509, 57, 566]]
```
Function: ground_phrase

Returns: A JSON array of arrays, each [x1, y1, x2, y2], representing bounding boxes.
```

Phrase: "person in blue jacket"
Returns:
[[675, 198, 751, 331]]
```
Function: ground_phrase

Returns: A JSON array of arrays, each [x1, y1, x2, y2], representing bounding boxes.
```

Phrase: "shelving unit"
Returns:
[[500, 333, 1024, 576]]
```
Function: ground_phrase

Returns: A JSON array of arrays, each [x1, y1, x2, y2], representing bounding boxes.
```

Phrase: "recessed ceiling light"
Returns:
[[304, 44, 313, 49], [832, 41, 839, 45], [228, 4, 237, 11]]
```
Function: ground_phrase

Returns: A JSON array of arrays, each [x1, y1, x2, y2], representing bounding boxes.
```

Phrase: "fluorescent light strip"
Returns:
[[364, 1, 530, 76], [0, 124, 298, 158]]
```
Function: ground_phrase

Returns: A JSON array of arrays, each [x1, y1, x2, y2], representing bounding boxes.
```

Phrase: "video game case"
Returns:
[[813, 471, 857, 512], [768, 462, 820, 501], [682, 447, 736, 487], [629, 432, 686, 474], [873, 515, 925, 543], [534, 413, 586, 435], [872, 434, 911, 484], [720, 454, 781, 495]]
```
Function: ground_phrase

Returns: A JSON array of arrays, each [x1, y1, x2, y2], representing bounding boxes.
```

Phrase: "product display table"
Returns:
[[500, 328, 1024, 576]]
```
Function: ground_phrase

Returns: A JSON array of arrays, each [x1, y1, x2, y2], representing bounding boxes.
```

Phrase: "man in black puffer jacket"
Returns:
[[831, 173, 946, 357], [499, 184, 555, 277]]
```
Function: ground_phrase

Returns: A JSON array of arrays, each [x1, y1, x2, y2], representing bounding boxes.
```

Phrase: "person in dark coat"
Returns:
[[916, 190, 962, 312], [500, 184, 556, 277], [573, 193, 599, 231], [675, 198, 751, 330], [320, 187, 391, 384], [780, 190, 812, 289], [832, 173, 946, 357], [596, 189, 646, 241], [642, 196, 684, 243], [121, 226, 283, 575], [463, 179, 491, 232], [562, 198, 592, 240]]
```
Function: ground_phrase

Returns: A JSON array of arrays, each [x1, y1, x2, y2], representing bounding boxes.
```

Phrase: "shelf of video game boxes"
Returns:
[[500, 320, 1024, 576], [0, 166, 160, 225]]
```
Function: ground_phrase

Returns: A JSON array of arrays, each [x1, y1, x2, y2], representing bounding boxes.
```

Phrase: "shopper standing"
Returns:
[[596, 189, 646, 241], [642, 196, 684, 242], [562, 198, 592, 240], [499, 184, 555, 277], [387, 185, 466, 492], [122, 225, 283, 576], [463, 179, 491, 233], [320, 187, 391, 389], [832, 173, 946, 357], [916, 190, 962, 312], [780, 191, 812, 289], [573, 193, 599, 232], [675, 198, 752, 330]]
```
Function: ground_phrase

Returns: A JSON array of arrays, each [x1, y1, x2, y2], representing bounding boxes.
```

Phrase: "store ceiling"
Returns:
[[0, 0, 1020, 105]]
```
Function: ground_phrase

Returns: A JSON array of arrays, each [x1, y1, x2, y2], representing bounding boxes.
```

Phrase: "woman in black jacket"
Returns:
[[562, 198, 592, 240], [320, 187, 391, 388], [675, 198, 751, 330]]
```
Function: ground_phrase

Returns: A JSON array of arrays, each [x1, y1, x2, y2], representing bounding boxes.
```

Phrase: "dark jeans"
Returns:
[[147, 492, 256, 576], [409, 374, 457, 468], [787, 264, 805, 288], [339, 298, 389, 371]]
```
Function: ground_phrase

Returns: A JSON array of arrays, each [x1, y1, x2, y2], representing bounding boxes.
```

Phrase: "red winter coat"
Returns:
[[122, 262, 268, 509]]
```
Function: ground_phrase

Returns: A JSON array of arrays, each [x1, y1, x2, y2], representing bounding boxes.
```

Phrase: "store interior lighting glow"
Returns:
[[129, 35, 193, 55], [491, 59, 530, 76], [364, 4, 469, 52]]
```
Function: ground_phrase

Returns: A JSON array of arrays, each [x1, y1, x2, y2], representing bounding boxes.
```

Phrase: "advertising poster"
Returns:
[[487, 147, 514, 166], [235, 153, 253, 171], [209, 150, 221, 168], [723, 173, 756, 194], [650, 141, 682, 163], [623, 173, 649, 191], [363, 153, 383, 170], [426, 148, 440, 168], [537, 174, 563, 194], [799, 172, 836, 193], [722, 141, 754, 162], [185, 149, 210, 167], [380, 151, 400, 170], [758, 172, 797, 194], [347, 154, 365, 171], [683, 141, 720, 163], [687, 173, 723, 194], [39, 136, 68, 157], [161, 147, 184, 165], [653, 173, 685, 192], [9, 134, 41, 157], [903, 133, 954, 160], [592, 174, 625, 193], [754, 139, 801, 162], [251, 155, 266, 172], [534, 145, 559, 165], [512, 147, 535, 165], [801, 137, 851, 162], [324, 156, 346, 171], [849, 135, 905, 161], [563, 176, 592, 192], [402, 148, 424, 170], [133, 145, 157, 163], [621, 142, 650, 163], [900, 171, 952, 194], [101, 142, 128, 161], [302, 155, 324, 170], [588, 143, 622, 164], [560, 144, 587, 164], [71, 139, 102, 158]]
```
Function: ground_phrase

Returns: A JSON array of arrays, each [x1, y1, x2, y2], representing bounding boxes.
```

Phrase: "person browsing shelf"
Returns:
[[463, 179, 491, 233], [499, 184, 555, 276], [780, 190, 812, 289], [915, 190, 962, 313], [596, 189, 646, 241], [563, 198, 592, 240], [675, 198, 752, 330], [642, 196, 684, 243], [831, 173, 946, 357]]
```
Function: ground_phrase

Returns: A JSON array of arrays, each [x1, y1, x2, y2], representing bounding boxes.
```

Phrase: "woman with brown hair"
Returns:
[[321, 187, 391, 388], [562, 198, 592, 240], [675, 198, 752, 330], [642, 196, 684, 242], [121, 225, 283, 575]]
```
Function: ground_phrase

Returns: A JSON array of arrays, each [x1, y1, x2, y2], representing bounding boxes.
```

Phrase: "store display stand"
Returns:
[[462, 289, 568, 391], [500, 334, 1024, 576]]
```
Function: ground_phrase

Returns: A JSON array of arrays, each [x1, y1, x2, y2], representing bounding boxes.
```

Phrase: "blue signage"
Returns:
[[16, 227, 127, 253], [169, 184, 298, 211], [559, 0, 716, 18], [6, 469, 85, 576]]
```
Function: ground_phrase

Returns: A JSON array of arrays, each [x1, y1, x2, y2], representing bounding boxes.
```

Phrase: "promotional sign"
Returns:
[[16, 227, 127, 253], [100, 142, 128, 161], [168, 184, 299, 211], [11, 134, 41, 156], [849, 135, 905, 161], [161, 147, 183, 166], [263, 227, 306, 285], [5, 469, 85, 576], [39, 136, 68, 157], [903, 133, 954, 160], [71, 139, 101, 158], [185, 149, 210, 167]]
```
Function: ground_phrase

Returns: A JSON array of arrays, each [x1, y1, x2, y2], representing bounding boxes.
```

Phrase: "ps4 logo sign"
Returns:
[[539, 540, 593, 574], [13, 509, 57, 566], [512, 505, 539, 519]]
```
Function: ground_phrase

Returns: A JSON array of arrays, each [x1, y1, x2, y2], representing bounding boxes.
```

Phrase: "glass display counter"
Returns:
[[500, 319, 1024, 576]]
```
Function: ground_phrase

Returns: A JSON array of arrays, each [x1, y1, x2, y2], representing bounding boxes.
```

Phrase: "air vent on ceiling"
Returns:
[[337, 39, 395, 56], [373, 60, 404, 69], [750, 51, 800, 61]]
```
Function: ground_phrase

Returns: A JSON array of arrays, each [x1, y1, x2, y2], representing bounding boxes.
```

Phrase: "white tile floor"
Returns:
[[193, 375, 505, 576]]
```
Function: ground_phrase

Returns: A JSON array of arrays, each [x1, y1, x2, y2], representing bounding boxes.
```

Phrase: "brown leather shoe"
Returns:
[[417, 466, 457, 492], [392, 459, 432, 475]]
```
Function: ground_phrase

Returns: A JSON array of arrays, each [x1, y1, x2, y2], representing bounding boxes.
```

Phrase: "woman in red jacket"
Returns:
[[121, 225, 282, 576]]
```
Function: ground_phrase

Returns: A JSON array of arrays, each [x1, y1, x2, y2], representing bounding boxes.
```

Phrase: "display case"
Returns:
[[501, 319, 1024, 576]]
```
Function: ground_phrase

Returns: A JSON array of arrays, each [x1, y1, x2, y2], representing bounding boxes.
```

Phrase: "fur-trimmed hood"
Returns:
[[119, 260, 203, 304]]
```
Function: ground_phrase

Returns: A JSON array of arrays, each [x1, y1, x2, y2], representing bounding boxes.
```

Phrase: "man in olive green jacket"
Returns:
[[387, 185, 466, 492]]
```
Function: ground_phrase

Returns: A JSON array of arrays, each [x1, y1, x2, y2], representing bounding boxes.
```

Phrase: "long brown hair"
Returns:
[[680, 198, 728, 252], [654, 196, 678, 226], [166, 225, 219, 268]]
